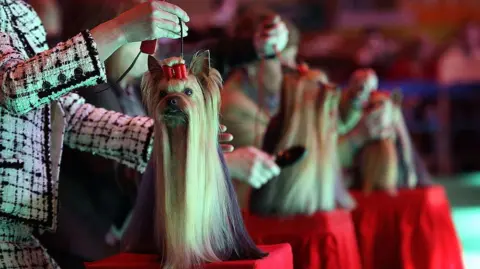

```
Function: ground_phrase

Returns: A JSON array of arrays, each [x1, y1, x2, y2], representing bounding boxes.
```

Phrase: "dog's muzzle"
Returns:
[[166, 96, 181, 112]]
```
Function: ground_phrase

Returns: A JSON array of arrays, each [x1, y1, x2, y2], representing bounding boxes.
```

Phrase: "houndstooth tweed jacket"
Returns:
[[0, 0, 154, 231]]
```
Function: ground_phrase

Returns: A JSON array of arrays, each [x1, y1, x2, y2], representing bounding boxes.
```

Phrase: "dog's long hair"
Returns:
[[141, 51, 265, 268], [250, 70, 345, 215], [358, 90, 418, 194]]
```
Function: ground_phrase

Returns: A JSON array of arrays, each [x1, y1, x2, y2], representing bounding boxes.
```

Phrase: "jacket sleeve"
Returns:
[[0, 30, 107, 115], [60, 93, 154, 173]]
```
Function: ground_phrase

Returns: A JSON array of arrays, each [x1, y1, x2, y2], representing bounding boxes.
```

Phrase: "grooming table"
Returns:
[[350, 185, 464, 269], [85, 244, 293, 269], [244, 210, 361, 269]]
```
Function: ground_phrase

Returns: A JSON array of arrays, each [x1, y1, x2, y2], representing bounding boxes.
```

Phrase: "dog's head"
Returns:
[[142, 51, 222, 128]]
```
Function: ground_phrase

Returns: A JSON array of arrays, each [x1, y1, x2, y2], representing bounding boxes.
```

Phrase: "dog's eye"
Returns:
[[159, 91, 167, 98], [184, 88, 193, 96]]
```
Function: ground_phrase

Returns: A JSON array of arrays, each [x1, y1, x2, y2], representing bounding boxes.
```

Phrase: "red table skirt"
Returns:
[[244, 210, 361, 269], [350, 185, 464, 269], [84, 244, 293, 269]]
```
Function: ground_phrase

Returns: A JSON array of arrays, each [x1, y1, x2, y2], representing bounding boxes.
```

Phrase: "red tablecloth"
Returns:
[[244, 210, 361, 269], [351, 185, 464, 269], [85, 244, 293, 269]]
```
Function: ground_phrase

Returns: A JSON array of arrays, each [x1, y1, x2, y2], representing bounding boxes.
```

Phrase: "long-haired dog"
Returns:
[[126, 51, 265, 268], [357, 90, 402, 195], [355, 89, 432, 195], [249, 70, 356, 216]]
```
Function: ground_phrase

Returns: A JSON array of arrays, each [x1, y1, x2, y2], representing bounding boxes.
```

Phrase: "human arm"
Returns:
[[0, 1, 188, 115], [222, 111, 281, 189], [220, 89, 269, 149], [224, 147, 280, 189], [337, 102, 399, 166], [223, 119, 264, 149], [338, 106, 365, 155], [221, 108, 267, 149], [60, 93, 154, 173], [0, 30, 107, 115], [338, 123, 366, 151]]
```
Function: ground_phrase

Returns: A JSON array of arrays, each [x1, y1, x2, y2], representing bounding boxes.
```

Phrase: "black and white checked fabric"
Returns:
[[0, 217, 60, 269], [60, 92, 154, 172], [0, 1, 154, 266]]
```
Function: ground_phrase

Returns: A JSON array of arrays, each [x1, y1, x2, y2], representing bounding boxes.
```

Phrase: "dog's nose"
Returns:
[[167, 97, 179, 108]]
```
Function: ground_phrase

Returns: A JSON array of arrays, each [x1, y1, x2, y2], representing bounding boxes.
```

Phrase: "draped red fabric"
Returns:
[[84, 244, 293, 269], [350, 185, 464, 269], [243, 210, 361, 269]]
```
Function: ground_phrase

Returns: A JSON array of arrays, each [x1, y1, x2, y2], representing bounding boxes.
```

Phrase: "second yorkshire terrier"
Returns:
[[359, 90, 403, 195], [339, 69, 432, 195], [124, 51, 265, 268], [355, 89, 429, 195], [249, 70, 355, 216]]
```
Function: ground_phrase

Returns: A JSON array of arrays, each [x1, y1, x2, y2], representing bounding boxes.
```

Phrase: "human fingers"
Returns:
[[153, 17, 182, 34], [219, 124, 227, 132], [221, 144, 234, 153], [255, 151, 280, 177], [152, 7, 179, 26], [153, 28, 181, 39], [152, 1, 190, 22], [218, 132, 233, 142], [251, 166, 273, 187]]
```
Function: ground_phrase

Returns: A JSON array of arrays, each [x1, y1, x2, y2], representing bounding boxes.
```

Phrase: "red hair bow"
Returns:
[[297, 63, 309, 75], [370, 90, 390, 99], [162, 64, 188, 80]]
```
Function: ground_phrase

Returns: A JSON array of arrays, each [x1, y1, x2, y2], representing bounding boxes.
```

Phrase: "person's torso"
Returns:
[[221, 72, 273, 149], [0, 0, 64, 230]]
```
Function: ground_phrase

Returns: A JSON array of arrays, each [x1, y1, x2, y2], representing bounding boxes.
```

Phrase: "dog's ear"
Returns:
[[391, 88, 403, 105], [148, 56, 163, 73], [190, 50, 211, 77]]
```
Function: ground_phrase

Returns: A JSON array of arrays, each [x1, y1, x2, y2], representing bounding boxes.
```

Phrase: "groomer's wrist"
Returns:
[[91, 19, 127, 62], [224, 153, 239, 178]]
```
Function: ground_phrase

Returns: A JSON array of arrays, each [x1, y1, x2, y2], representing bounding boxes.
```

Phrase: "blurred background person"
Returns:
[[438, 21, 480, 86], [157, 0, 290, 80], [221, 7, 300, 149], [220, 6, 300, 208]]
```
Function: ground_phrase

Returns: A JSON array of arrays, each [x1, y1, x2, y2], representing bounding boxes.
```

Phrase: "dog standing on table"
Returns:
[[249, 69, 355, 216], [123, 51, 266, 268], [358, 89, 414, 195], [339, 69, 425, 195]]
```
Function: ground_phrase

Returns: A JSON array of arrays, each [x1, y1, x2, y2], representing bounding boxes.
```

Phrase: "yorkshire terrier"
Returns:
[[339, 69, 430, 195], [249, 69, 356, 216], [356, 89, 423, 195], [123, 51, 265, 268]]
